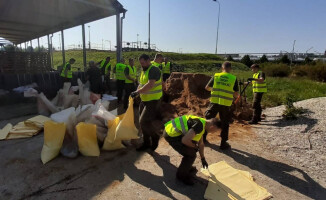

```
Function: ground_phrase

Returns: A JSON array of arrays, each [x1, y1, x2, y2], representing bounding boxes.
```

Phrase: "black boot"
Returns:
[[248, 119, 258, 124], [151, 134, 160, 151], [176, 173, 194, 186], [220, 141, 231, 150], [136, 143, 151, 151]]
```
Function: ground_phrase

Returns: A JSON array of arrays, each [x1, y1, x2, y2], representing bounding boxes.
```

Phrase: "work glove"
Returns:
[[130, 91, 139, 98], [201, 157, 208, 169], [247, 78, 255, 82]]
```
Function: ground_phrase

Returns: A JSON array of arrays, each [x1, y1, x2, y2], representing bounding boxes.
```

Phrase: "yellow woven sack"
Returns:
[[102, 117, 125, 151], [76, 122, 100, 156], [41, 121, 66, 164], [115, 97, 139, 141]]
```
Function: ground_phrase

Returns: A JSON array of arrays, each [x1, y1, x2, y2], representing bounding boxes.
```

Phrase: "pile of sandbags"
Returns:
[[0, 115, 51, 140], [41, 97, 139, 164]]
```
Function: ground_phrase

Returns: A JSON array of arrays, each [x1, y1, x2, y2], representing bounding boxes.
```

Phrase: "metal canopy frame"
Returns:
[[0, 0, 126, 68]]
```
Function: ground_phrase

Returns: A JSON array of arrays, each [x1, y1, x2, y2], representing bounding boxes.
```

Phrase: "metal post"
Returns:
[[148, 0, 151, 51], [116, 13, 121, 62], [61, 30, 65, 65], [214, 0, 221, 54], [82, 24, 87, 70], [88, 25, 91, 50], [290, 40, 296, 66], [47, 35, 51, 68], [37, 38, 40, 52]]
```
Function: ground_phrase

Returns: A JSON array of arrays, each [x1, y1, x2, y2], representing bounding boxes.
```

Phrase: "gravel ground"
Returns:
[[253, 97, 326, 188]]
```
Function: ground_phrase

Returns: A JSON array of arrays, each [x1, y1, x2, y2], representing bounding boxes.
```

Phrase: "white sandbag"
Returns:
[[50, 107, 75, 123], [92, 100, 116, 121], [60, 112, 78, 158]]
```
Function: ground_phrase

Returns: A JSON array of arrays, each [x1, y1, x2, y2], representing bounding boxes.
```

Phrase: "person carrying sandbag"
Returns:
[[131, 54, 162, 151]]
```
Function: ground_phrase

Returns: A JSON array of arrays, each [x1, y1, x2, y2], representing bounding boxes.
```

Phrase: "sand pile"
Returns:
[[162, 72, 253, 121]]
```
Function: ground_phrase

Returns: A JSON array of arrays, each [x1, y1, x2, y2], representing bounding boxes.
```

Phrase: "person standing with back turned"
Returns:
[[114, 58, 126, 104], [248, 64, 267, 124], [131, 54, 162, 151], [98, 57, 112, 94], [124, 58, 137, 109], [204, 62, 239, 150]]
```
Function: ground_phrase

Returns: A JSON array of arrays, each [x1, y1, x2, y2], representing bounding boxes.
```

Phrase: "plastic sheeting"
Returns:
[[41, 121, 66, 164], [201, 161, 272, 200]]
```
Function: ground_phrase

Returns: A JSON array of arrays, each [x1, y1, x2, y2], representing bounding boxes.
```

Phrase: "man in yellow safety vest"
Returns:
[[162, 57, 171, 82], [204, 62, 239, 150], [123, 58, 137, 109], [98, 57, 112, 94], [248, 64, 267, 124], [60, 58, 76, 83], [113, 58, 126, 104], [131, 54, 162, 151], [151, 53, 164, 70], [163, 115, 219, 185]]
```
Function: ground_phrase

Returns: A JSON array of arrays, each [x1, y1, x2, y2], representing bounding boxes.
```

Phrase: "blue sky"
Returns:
[[29, 0, 326, 54]]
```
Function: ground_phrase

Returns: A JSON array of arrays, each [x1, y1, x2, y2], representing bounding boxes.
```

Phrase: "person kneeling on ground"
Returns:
[[163, 115, 219, 185]]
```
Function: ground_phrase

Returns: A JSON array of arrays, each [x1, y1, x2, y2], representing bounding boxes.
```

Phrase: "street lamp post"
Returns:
[[137, 34, 139, 49], [88, 25, 91, 50], [148, 0, 151, 51], [290, 40, 296, 66], [213, 0, 221, 55]]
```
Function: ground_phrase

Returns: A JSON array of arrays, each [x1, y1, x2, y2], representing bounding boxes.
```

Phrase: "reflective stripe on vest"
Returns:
[[164, 115, 206, 142], [252, 71, 267, 93], [210, 72, 236, 106], [100, 60, 111, 75], [151, 61, 161, 69], [115, 63, 126, 80], [139, 65, 162, 102], [125, 65, 136, 83], [162, 62, 170, 74], [60, 62, 72, 78]]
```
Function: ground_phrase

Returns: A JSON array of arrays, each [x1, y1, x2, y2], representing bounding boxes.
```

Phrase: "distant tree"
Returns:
[[280, 55, 290, 64], [260, 55, 269, 63], [304, 56, 312, 64], [34, 46, 46, 52], [241, 55, 253, 67], [226, 55, 234, 61], [4, 44, 15, 52], [26, 46, 34, 52]]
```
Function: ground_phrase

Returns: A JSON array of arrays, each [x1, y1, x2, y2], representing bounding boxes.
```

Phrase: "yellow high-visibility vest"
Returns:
[[210, 72, 236, 107], [100, 60, 111, 75], [125, 65, 137, 83], [115, 63, 126, 80], [252, 71, 267, 93], [162, 62, 171, 74], [60, 62, 72, 78], [139, 65, 162, 102], [151, 61, 161, 69], [164, 115, 206, 142]]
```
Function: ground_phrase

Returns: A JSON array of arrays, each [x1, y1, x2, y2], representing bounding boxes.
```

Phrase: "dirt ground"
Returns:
[[1, 111, 325, 200]]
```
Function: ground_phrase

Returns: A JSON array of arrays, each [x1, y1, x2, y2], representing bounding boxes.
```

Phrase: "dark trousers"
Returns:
[[204, 103, 231, 143], [162, 73, 170, 82], [252, 92, 264, 121], [116, 80, 125, 102], [124, 83, 136, 109], [139, 99, 161, 146], [164, 134, 197, 178], [104, 75, 112, 94]]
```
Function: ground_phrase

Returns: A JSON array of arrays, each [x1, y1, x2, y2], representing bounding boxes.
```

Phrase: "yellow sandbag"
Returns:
[[41, 121, 66, 164], [102, 117, 126, 150], [24, 115, 51, 129], [0, 123, 13, 140], [76, 122, 100, 156], [115, 97, 139, 141], [9, 122, 41, 137], [201, 161, 272, 200]]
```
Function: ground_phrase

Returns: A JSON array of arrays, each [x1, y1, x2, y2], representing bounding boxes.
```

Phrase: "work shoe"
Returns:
[[248, 120, 258, 124], [220, 142, 231, 150], [136, 144, 151, 151], [151, 135, 160, 151]]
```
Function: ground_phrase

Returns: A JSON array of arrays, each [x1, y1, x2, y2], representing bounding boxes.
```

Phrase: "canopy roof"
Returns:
[[0, 0, 126, 44]]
